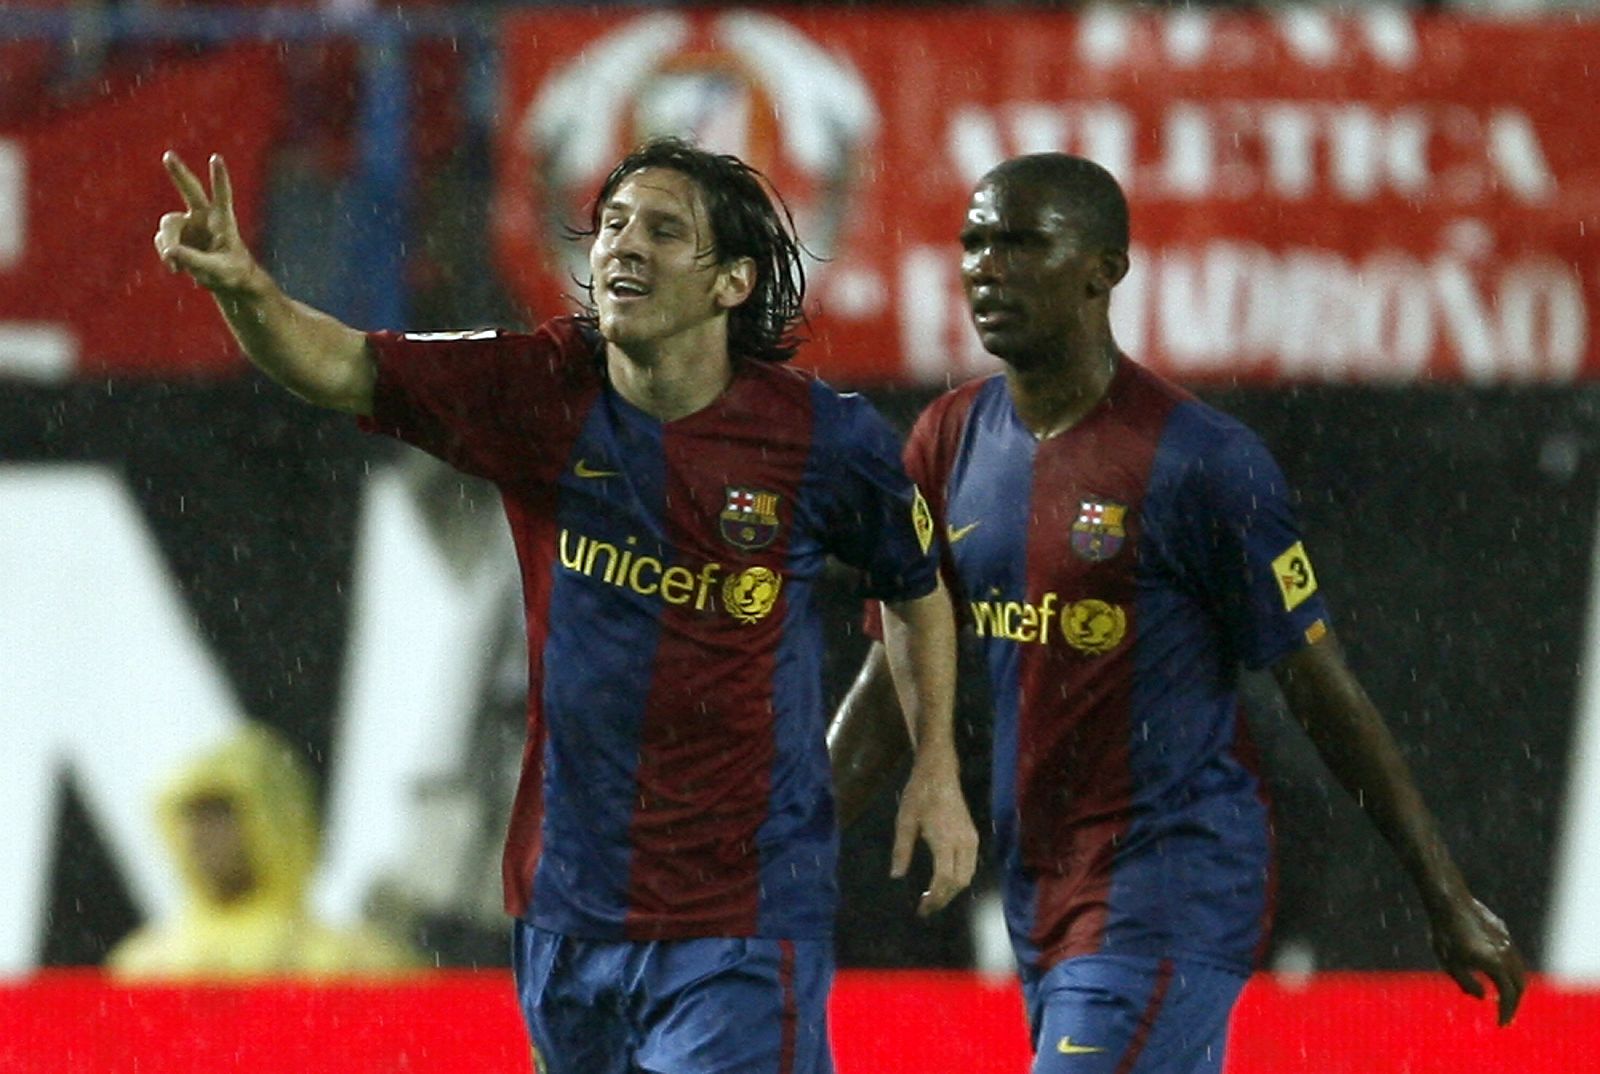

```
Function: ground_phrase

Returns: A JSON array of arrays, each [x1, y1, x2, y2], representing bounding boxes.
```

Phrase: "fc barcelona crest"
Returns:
[[720, 486, 782, 550], [1070, 499, 1127, 561]]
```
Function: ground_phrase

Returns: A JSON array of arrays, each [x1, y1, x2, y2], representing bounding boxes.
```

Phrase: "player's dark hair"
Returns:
[[987, 153, 1130, 254], [575, 136, 808, 363]]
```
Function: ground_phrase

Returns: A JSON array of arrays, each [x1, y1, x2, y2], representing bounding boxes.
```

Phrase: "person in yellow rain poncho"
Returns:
[[107, 722, 421, 979]]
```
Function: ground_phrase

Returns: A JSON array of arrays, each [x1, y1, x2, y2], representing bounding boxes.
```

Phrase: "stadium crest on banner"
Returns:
[[1071, 499, 1127, 561], [721, 487, 782, 550]]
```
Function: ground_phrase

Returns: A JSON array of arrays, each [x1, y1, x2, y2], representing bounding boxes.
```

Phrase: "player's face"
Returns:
[[959, 178, 1104, 370], [589, 168, 747, 358]]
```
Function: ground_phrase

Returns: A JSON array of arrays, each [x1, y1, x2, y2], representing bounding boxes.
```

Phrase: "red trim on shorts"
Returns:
[[778, 940, 798, 1074], [1114, 957, 1175, 1074]]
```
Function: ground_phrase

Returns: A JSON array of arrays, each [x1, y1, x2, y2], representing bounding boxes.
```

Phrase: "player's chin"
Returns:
[[974, 326, 1029, 364], [597, 308, 652, 347]]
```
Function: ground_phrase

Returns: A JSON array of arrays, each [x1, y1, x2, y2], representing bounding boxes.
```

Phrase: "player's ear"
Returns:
[[715, 257, 757, 310], [1088, 250, 1129, 297]]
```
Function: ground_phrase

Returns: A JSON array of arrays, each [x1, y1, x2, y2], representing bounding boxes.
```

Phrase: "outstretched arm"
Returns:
[[1273, 631, 1527, 1025], [154, 151, 374, 414], [877, 582, 979, 917]]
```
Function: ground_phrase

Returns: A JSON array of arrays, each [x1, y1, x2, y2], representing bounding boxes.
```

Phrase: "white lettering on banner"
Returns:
[[901, 240, 1588, 383], [1260, 105, 1317, 199], [0, 469, 242, 973], [1164, 105, 1212, 197], [1157, 243, 1586, 381], [0, 324, 77, 383], [0, 140, 76, 381], [1076, 8, 1133, 67], [1489, 111, 1558, 202], [1275, 9, 1338, 67], [1163, 11, 1213, 68], [1352, 7, 1418, 68], [0, 138, 23, 268], [945, 101, 1556, 205], [1077, 7, 1418, 71]]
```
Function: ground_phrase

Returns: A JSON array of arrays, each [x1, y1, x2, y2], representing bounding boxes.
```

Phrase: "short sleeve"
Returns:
[[862, 392, 968, 642], [1168, 428, 1331, 670], [358, 323, 588, 483], [814, 393, 939, 604]]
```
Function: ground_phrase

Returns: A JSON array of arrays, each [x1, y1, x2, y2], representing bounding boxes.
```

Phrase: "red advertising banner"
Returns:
[[493, 11, 1600, 385], [2, 970, 1596, 1073], [0, 47, 284, 381]]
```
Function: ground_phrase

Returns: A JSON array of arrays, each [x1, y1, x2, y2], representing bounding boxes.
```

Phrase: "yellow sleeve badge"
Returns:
[[1271, 541, 1318, 611], [911, 486, 935, 554]]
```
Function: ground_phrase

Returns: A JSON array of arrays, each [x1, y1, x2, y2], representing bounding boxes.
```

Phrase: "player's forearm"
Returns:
[[827, 642, 914, 828], [212, 265, 375, 415], [1275, 636, 1473, 913], [881, 582, 960, 761]]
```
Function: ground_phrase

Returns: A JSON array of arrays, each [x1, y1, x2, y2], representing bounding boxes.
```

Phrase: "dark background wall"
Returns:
[[5, 376, 1594, 972]]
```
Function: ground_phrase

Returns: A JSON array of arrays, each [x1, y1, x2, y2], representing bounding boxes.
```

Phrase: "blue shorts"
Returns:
[[511, 921, 835, 1074], [1020, 954, 1247, 1074]]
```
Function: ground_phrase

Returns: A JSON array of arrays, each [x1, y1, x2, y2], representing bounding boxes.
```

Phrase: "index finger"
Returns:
[[1495, 976, 1521, 1026], [1493, 953, 1527, 1026], [918, 872, 959, 917], [917, 849, 955, 917], [162, 151, 210, 211], [890, 810, 916, 879]]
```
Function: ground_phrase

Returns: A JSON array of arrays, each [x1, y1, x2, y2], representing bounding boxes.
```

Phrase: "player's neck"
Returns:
[[606, 330, 734, 422], [1006, 339, 1120, 442]]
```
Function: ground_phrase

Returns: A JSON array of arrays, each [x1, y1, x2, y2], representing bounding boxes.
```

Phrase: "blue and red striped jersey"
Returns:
[[902, 359, 1330, 975], [360, 317, 938, 941]]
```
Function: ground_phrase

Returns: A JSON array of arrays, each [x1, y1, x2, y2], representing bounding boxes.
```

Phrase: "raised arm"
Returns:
[[1273, 630, 1527, 1025], [878, 581, 979, 917], [154, 151, 374, 414]]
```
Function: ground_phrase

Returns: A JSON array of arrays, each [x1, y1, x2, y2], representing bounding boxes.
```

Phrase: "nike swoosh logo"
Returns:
[[574, 459, 619, 479], [947, 521, 980, 544], [1057, 1037, 1106, 1056]]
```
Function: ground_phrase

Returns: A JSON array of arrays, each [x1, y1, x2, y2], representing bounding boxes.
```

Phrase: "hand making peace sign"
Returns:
[[154, 151, 260, 294]]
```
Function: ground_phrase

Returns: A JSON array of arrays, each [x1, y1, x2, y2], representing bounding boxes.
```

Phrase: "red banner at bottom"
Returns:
[[0, 969, 1590, 1072]]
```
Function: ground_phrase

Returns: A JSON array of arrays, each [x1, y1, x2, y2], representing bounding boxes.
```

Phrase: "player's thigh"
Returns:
[[1026, 955, 1245, 1074], [511, 921, 631, 1074], [637, 936, 835, 1074]]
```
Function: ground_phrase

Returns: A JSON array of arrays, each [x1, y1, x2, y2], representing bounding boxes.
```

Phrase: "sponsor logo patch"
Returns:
[[968, 593, 1127, 655], [573, 458, 619, 479], [947, 520, 980, 545], [723, 566, 783, 624], [559, 528, 781, 624], [1057, 1036, 1107, 1056], [1061, 599, 1127, 655]]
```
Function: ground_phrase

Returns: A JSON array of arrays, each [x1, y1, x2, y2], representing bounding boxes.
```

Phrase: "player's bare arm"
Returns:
[[1273, 631, 1528, 1025], [155, 151, 374, 415], [881, 581, 979, 917], [827, 641, 913, 829]]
